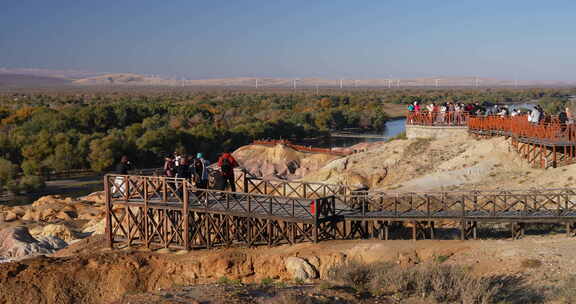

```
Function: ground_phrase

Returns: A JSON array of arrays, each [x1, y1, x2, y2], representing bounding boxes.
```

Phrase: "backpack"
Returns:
[[221, 157, 232, 172]]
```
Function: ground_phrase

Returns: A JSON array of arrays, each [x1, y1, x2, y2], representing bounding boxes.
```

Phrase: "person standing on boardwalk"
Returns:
[[163, 155, 175, 177], [218, 152, 239, 192], [116, 156, 132, 175], [193, 153, 210, 190], [176, 156, 191, 179]]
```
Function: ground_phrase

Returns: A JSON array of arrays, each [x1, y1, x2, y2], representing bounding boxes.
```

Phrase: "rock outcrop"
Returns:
[[29, 224, 78, 243], [232, 143, 341, 180], [284, 256, 318, 281], [0, 226, 67, 259]]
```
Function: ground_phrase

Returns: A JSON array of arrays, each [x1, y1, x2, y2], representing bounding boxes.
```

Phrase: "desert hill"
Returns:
[[0, 74, 71, 87], [2, 68, 573, 87]]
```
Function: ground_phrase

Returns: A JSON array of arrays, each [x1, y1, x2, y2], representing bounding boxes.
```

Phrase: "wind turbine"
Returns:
[[293, 78, 300, 90], [339, 78, 343, 89]]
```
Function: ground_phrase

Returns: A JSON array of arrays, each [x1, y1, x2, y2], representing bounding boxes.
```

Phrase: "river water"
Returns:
[[304, 118, 407, 148]]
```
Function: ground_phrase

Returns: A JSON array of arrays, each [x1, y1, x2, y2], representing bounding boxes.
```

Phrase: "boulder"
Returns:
[[55, 210, 74, 221], [21, 209, 41, 222], [4, 211, 18, 222], [83, 218, 106, 235], [79, 191, 105, 204], [32, 195, 66, 208], [285, 257, 318, 281], [30, 224, 77, 242], [233, 144, 341, 180], [0, 226, 67, 259]]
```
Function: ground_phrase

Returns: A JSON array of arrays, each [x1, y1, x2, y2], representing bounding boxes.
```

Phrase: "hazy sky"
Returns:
[[1, 0, 575, 80]]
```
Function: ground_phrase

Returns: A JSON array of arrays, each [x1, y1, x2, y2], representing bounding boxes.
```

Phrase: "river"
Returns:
[[298, 118, 407, 148]]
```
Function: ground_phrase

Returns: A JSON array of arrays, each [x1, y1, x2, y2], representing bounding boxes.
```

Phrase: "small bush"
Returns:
[[274, 293, 316, 304], [520, 259, 543, 269], [217, 276, 231, 285], [275, 281, 288, 288], [261, 277, 274, 286], [435, 255, 450, 264], [217, 276, 241, 285], [556, 275, 576, 303], [318, 281, 332, 290], [18, 175, 45, 193], [326, 260, 376, 291]]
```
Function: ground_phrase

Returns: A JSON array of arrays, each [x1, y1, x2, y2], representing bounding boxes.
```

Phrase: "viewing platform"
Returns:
[[405, 111, 576, 168]]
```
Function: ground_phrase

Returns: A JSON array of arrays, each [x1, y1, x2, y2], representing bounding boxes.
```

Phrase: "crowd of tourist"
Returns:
[[116, 151, 241, 192], [408, 101, 575, 125]]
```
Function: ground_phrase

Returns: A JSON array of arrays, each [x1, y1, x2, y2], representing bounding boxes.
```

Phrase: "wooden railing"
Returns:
[[345, 188, 576, 219], [468, 115, 576, 143], [104, 174, 338, 249], [406, 111, 469, 126], [105, 174, 336, 221]]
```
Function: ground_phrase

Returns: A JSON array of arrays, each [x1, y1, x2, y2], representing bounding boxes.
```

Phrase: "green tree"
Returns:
[[0, 158, 17, 190]]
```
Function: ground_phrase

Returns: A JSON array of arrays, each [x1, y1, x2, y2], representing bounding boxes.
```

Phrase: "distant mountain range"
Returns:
[[0, 68, 573, 88]]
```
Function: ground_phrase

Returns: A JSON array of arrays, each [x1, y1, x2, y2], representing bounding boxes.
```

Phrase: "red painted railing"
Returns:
[[406, 111, 469, 126], [468, 115, 576, 143], [407, 111, 576, 144]]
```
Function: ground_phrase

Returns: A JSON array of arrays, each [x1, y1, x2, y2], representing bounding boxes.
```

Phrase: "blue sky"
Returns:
[[1, 0, 575, 80]]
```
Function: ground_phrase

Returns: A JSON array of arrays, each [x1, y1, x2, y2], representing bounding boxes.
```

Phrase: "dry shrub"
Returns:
[[329, 262, 503, 303], [326, 260, 380, 291], [273, 293, 316, 304], [520, 259, 543, 269], [556, 275, 576, 303]]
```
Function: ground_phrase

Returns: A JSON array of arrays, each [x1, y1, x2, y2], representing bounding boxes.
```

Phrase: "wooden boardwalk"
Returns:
[[106, 174, 576, 250]]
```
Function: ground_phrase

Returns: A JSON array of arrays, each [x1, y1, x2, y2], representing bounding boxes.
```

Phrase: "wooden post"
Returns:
[[162, 177, 168, 202], [385, 221, 390, 240], [105, 175, 113, 249], [553, 145, 557, 168], [183, 181, 190, 250], [412, 221, 417, 241], [124, 176, 130, 201], [243, 172, 249, 193], [267, 220, 273, 246], [144, 177, 149, 248], [313, 206, 319, 243], [205, 214, 211, 249]]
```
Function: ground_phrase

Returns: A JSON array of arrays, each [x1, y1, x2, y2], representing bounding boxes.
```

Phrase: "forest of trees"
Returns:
[[0, 87, 574, 193]]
